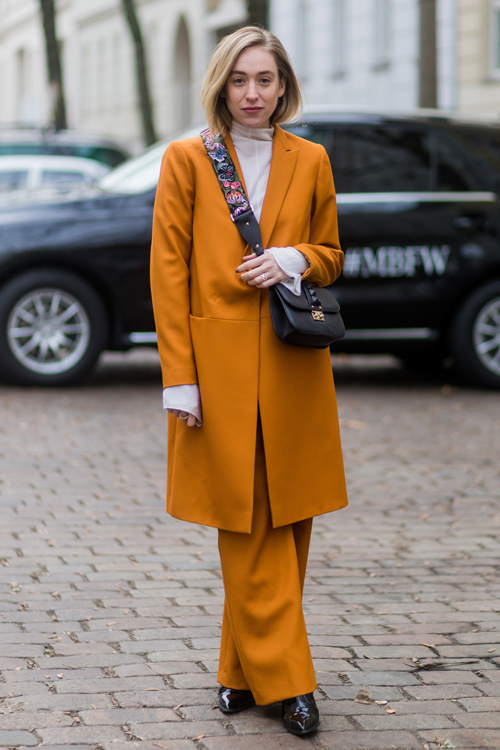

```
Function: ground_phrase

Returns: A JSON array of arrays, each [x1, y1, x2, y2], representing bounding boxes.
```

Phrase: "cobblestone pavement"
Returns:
[[1, 350, 500, 750]]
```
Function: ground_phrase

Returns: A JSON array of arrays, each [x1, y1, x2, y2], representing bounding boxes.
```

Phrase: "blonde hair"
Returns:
[[201, 26, 302, 135]]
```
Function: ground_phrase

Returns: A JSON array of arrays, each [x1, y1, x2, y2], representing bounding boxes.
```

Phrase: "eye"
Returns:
[[231, 76, 245, 85], [260, 77, 272, 85]]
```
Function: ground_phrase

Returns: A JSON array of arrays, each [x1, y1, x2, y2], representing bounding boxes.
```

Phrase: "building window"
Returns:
[[81, 43, 91, 117], [332, 0, 346, 78], [112, 34, 122, 111], [374, 0, 391, 70], [491, 0, 500, 75]]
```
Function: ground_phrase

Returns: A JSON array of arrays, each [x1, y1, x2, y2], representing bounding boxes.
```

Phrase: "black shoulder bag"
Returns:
[[201, 128, 345, 349]]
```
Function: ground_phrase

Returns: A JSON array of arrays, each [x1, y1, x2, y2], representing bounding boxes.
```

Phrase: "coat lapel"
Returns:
[[260, 126, 298, 249]]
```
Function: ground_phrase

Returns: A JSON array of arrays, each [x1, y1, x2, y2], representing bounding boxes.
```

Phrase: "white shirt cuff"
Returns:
[[267, 247, 309, 296], [163, 384, 202, 426]]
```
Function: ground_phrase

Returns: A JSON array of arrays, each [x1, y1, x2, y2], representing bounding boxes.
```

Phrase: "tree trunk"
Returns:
[[121, 0, 157, 146], [419, 0, 437, 108], [39, 0, 67, 130], [247, 0, 269, 28]]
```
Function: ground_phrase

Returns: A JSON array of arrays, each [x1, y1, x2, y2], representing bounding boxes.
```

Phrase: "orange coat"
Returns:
[[150, 125, 348, 533]]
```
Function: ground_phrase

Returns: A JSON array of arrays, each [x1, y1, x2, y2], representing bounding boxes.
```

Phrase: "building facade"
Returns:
[[2, 0, 500, 155], [456, 0, 500, 118], [269, 0, 458, 113], [0, 0, 247, 150]]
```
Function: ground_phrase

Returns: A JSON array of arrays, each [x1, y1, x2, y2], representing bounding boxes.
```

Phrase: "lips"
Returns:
[[243, 108, 262, 113]]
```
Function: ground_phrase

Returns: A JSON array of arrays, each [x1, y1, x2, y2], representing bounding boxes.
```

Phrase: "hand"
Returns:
[[236, 252, 290, 288], [167, 409, 199, 427]]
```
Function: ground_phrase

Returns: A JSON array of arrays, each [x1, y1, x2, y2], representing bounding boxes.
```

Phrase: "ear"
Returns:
[[278, 76, 286, 98]]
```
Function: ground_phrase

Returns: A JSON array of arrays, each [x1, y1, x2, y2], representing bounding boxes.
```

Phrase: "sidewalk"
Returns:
[[1, 352, 499, 750]]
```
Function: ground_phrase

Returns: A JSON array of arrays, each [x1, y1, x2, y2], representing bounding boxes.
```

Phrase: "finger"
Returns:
[[186, 414, 197, 427], [236, 256, 261, 274]]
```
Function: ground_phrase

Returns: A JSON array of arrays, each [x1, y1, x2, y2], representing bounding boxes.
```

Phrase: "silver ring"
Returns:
[[261, 273, 268, 282]]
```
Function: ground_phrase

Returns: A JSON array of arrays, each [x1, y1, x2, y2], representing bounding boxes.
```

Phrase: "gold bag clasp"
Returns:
[[311, 310, 325, 321]]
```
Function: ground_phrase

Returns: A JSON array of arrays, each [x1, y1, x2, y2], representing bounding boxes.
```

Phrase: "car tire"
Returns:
[[0, 269, 108, 386], [449, 280, 500, 388]]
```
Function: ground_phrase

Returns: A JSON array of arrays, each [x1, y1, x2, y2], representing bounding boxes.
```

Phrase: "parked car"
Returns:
[[0, 126, 130, 168], [0, 155, 110, 198], [0, 112, 499, 388]]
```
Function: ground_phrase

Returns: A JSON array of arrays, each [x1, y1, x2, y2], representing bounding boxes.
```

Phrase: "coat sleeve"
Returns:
[[295, 145, 344, 287], [150, 141, 198, 387]]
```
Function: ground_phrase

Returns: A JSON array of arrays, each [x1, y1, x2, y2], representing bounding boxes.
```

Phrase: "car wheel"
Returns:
[[0, 269, 108, 386], [449, 280, 500, 388]]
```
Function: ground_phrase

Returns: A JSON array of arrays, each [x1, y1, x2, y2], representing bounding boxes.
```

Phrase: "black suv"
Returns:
[[285, 110, 500, 387], [0, 113, 499, 388]]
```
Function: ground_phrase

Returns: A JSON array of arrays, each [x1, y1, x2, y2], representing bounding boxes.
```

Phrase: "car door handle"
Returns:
[[453, 216, 475, 230], [452, 214, 490, 231]]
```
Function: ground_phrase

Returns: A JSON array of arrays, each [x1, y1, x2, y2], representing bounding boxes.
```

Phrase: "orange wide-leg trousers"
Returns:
[[217, 421, 317, 705]]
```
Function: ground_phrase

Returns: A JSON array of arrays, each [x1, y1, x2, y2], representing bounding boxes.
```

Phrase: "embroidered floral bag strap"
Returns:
[[200, 128, 345, 349], [200, 128, 264, 257]]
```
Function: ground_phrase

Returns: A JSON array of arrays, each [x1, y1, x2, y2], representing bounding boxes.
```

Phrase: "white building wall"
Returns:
[[437, 0, 457, 109], [271, 0, 421, 111], [270, 0, 458, 114]]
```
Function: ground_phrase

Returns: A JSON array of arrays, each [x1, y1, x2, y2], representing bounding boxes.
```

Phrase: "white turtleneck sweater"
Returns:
[[162, 122, 309, 424]]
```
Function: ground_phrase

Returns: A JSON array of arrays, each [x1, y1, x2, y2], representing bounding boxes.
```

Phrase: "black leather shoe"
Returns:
[[217, 686, 256, 713], [282, 692, 320, 735]]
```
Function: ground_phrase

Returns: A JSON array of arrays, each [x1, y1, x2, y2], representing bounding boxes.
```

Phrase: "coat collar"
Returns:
[[225, 125, 298, 249], [260, 126, 298, 248]]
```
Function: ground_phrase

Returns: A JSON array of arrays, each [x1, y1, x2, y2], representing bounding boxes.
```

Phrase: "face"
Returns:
[[224, 46, 286, 129]]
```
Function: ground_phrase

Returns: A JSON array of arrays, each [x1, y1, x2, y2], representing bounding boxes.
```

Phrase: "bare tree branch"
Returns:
[[121, 0, 157, 146], [39, 0, 67, 129], [246, 0, 269, 27]]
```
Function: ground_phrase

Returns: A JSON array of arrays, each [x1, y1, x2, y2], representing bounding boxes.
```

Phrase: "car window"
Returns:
[[335, 126, 432, 193], [60, 146, 127, 167], [0, 170, 29, 191], [41, 170, 88, 185], [283, 123, 331, 149], [0, 145, 45, 156], [435, 134, 480, 191], [447, 129, 500, 191], [0, 144, 126, 167]]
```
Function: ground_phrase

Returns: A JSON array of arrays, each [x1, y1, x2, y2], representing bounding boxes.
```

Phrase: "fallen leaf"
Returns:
[[375, 700, 387, 705], [173, 704, 183, 711], [421, 643, 436, 648], [107, 622, 117, 626], [192, 735, 205, 741], [386, 708, 396, 714], [488, 648, 496, 653], [153, 744, 169, 749], [355, 688, 371, 704], [57, 674, 63, 679]]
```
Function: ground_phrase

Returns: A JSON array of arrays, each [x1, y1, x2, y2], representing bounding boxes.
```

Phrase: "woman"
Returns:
[[150, 26, 348, 736]]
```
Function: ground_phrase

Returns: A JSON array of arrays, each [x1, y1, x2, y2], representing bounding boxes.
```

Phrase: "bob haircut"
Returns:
[[201, 26, 302, 136]]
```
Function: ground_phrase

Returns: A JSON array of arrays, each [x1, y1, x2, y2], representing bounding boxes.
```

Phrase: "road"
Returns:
[[0, 350, 499, 750]]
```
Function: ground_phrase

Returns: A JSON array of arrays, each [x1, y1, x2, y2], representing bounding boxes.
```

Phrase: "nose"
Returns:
[[245, 82, 259, 100]]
